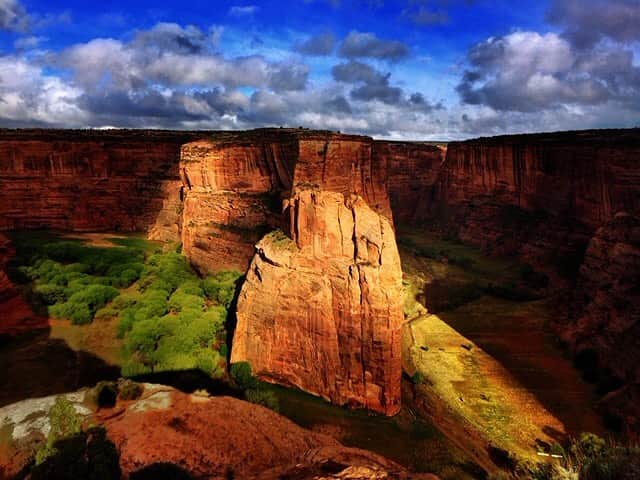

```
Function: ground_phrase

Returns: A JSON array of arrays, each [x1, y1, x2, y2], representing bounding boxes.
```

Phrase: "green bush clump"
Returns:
[[84, 381, 118, 409], [35, 396, 83, 465], [520, 433, 640, 480], [168, 290, 205, 313], [230, 362, 258, 389], [31, 425, 121, 480], [411, 371, 425, 385], [10, 232, 233, 380], [201, 270, 242, 308], [34, 283, 67, 305], [49, 285, 119, 324], [245, 389, 279, 412]]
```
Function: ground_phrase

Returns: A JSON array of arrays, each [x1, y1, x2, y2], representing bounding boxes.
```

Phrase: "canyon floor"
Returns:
[[0, 230, 614, 479]]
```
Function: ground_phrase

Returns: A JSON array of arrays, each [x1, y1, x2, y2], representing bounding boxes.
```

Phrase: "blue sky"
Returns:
[[0, 0, 638, 139]]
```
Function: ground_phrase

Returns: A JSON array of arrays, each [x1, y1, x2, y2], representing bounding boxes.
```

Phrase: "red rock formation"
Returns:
[[0, 385, 437, 479], [179, 136, 296, 271], [374, 141, 446, 225], [0, 129, 200, 239], [0, 233, 15, 302], [432, 130, 640, 280], [233, 190, 404, 415], [555, 212, 640, 433]]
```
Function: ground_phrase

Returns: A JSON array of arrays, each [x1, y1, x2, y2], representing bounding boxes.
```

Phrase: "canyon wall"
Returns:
[[0, 130, 201, 239], [433, 130, 640, 280], [400, 129, 640, 432], [229, 134, 404, 415], [0, 233, 14, 302], [374, 141, 445, 225]]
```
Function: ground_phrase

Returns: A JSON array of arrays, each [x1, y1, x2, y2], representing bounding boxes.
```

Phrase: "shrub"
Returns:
[[230, 362, 257, 389], [117, 379, 144, 400], [85, 381, 118, 409], [412, 372, 425, 385], [34, 283, 67, 305], [245, 389, 279, 412], [202, 271, 242, 308], [168, 290, 205, 314], [70, 304, 93, 325], [35, 396, 82, 465], [126, 318, 169, 356], [117, 309, 136, 338], [31, 426, 121, 480], [572, 432, 606, 459]]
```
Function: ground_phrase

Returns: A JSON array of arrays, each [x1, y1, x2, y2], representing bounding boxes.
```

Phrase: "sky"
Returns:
[[0, 0, 639, 140]]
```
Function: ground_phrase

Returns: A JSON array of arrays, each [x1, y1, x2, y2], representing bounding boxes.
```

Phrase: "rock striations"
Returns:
[[232, 190, 404, 415], [2, 127, 640, 422]]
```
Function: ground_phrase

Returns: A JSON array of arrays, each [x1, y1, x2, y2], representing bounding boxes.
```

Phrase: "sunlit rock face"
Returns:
[[223, 134, 404, 415], [233, 190, 403, 415]]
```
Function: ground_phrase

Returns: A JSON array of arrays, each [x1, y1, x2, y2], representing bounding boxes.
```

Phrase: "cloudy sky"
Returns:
[[0, 0, 639, 139]]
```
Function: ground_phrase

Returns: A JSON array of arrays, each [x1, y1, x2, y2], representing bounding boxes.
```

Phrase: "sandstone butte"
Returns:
[[1, 127, 639, 424]]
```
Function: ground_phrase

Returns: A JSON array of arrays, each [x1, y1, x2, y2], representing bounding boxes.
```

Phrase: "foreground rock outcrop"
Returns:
[[0, 385, 437, 479]]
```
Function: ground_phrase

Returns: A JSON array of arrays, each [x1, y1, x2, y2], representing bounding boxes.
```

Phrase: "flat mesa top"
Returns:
[[0, 127, 638, 146]]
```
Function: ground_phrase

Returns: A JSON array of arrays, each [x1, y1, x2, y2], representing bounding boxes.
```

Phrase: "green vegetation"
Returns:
[[35, 396, 82, 465], [85, 379, 144, 407], [516, 433, 640, 480], [230, 362, 279, 412], [32, 397, 120, 480], [264, 229, 297, 250], [10, 233, 147, 324], [117, 251, 242, 378], [9, 232, 243, 379]]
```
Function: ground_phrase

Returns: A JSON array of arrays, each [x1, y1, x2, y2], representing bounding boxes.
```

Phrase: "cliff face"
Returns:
[[218, 133, 404, 415], [179, 137, 296, 272], [374, 142, 445, 225], [0, 233, 14, 302], [434, 131, 640, 280], [232, 191, 403, 415], [0, 130, 200, 240]]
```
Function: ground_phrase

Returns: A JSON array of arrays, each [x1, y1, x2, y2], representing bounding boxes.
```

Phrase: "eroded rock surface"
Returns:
[[232, 190, 404, 415], [0, 385, 435, 480]]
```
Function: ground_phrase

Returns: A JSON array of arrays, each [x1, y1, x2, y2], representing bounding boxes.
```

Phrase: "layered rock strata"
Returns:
[[232, 190, 404, 415], [0, 129, 199, 239]]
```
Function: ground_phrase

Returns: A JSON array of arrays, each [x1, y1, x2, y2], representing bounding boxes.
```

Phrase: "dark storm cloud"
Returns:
[[324, 95, 352, 113], [338, 31, 409, 60], [294, 32, 336, 56], [409, 92, 444, 112], [332, 60, 403, 104], [79, 89, 208, 120], [332, 60, 442, 107], [132, 22, 217, 54], [547, 0, 640, 49], [351, 83, 403, 104], [331, 60, 387, 84], [268, 63, 309, 91]]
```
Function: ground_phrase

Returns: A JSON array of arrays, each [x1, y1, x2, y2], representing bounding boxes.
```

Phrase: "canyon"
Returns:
[[1, 128, 639, 430]]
